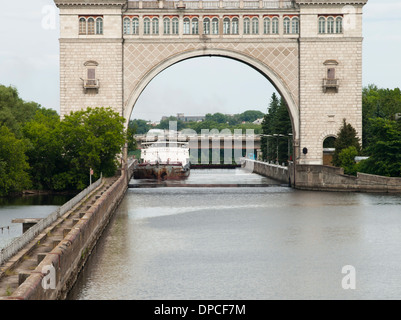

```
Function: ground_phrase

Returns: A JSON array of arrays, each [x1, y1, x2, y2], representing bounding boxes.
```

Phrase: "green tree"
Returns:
[[23, 109, 63, 190], [358, 118, 401, 177], [0, 126, 31, 196], [239, 110, 264, 123], [54, 107, 126, 190], [362, 85, 401, 148], [337, 146, 359, 175], [129, 119, 151, 135], [261, 93, 292, 163], [332, 119, 361, 167], [0, 85, 42, 138]]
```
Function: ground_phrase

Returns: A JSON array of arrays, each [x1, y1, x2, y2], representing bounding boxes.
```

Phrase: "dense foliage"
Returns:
[[332, 85, 401, 177], [362, 85, 401, 148], [358, 118, 401, 177], [0, 85, 127, 195], [0, 126, 31, 196]]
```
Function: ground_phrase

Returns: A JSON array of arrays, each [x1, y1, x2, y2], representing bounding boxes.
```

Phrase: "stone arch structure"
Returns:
[[54, 0, 368, 165], [124, 48, 300, 142]]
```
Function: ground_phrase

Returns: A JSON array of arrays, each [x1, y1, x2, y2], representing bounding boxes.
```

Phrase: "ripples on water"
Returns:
[[65, 169, 401, 300]]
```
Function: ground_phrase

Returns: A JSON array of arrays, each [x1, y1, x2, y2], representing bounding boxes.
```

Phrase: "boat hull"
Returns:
[[133, 163, 190, 180]]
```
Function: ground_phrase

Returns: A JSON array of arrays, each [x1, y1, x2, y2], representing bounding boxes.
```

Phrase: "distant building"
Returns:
[[253, 118, 263, 125], [176, 113, 205, 122]]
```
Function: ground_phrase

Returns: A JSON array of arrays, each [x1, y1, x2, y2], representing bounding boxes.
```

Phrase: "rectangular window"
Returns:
[[264, 18, 270, 34], [272, 18, 279, 34], [96, 18, 103, 35], [183, 19, 190, 34], [88, 68, 96, 80], [327, 68, 335, 79], [79, 18, 86, 35], [212, 18, 219, 35], [203, 19, 210, 35], [152, 19, 159, 35], [164, 19, 170, 35], [87, 18, 95, 35], [133, 18, 139, 35], [172, 18, 179, 35]]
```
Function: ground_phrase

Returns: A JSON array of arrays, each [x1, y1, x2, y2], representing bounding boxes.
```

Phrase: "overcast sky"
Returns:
[[0, 0, 400, 122]]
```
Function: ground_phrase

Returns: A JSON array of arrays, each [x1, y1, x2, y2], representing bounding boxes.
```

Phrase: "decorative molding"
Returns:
[[323, 59, 339, 65]]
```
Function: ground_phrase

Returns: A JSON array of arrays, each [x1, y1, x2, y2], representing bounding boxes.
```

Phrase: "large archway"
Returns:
[[124, 48, 300, 145]]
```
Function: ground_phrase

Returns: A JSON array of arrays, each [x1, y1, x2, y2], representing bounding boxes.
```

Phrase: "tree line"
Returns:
[[129, 110, 264, 135], [0, 85, 126, 196], [333, 85, 401, 177]]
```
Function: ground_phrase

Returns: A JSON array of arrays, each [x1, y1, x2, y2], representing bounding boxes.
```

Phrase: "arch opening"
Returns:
[[125, 49, 299, 164], [125, 49, 299, 141]]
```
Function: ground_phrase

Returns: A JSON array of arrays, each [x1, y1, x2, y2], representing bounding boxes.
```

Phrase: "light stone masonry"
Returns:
[[54, 0, 368, 165]]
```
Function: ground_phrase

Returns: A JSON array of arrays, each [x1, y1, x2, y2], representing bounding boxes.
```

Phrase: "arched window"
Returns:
[[263, 17, 271, 34], [123, 18, 131, 35], [132, 18, 139, 34], [96, 17, 103, 34], [252, 18, 259, 34], [243, 18, 250, 35], [318, 17, 326, 34], [272, 17, 279, 34], [183, 18, 190, 34], [144, 18, 151, 35], [292, 17, 299, 34], [192, 18, 199, 34], [336, 17, 343, 34], [212, 18, 219, 35], [172, 18, 179, 35], [87, 18, 95, 35], [152, 18, 159, 34], [203, 18, 210, 34], [232, 18, 239, 34], [327, 17, 334, 34], [163, 18, 170, 35], [283, 17, 290, 34], [79, 17, 86, 35], [223, 18, 230, 34]]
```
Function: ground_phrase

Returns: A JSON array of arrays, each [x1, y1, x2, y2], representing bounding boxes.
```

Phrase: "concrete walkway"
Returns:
[[0, 176, 118, 299]]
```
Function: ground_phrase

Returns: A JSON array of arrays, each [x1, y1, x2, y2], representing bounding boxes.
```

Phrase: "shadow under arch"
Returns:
[[124, 48, 299, 142]]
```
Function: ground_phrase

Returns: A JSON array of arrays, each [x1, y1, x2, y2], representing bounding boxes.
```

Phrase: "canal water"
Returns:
[[66, 168, 401, 300], [0, 195, 74, 249]]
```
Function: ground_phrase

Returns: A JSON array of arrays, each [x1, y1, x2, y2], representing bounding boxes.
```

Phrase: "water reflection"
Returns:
[[68, 169, 401, 300]]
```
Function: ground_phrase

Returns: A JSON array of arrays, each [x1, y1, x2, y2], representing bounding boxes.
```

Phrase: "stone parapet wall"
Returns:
[[293, 164, 401, 193], [243, 159, 401, 193], [242, 159, 290, 184], [5, 171, 129, 300]]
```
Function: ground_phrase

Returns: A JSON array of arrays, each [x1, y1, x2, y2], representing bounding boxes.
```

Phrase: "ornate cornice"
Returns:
[[54, 0, 126, 7], [295, 0, 368, 5]]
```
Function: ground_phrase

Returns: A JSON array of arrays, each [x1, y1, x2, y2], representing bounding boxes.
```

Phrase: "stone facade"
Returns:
[[54, 0, 368, 165]]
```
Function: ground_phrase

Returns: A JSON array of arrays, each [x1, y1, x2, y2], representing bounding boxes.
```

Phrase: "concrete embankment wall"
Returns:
[[242, 159, 290, 185], [293, 164, 401, 193], [8, 169, 131, 300], [243, 159, 401, 193]]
